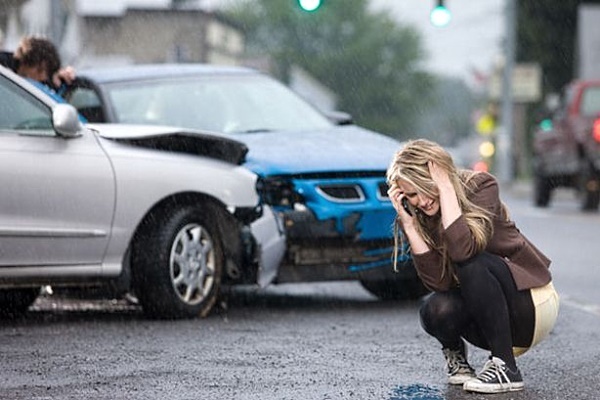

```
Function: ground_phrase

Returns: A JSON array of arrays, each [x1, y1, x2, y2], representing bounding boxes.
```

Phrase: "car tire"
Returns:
[[533, 170, 552, 207], [360, 277, 429, 301], [131, 204, 224, 319], [0, 288, 39, 318], [577, 161, 600, 211]]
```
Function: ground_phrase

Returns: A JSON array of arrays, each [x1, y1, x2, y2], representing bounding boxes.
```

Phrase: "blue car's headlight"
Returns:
[[256, 177, 304, 208]]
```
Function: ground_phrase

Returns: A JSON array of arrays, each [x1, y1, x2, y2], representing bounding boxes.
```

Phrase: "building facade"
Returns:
[[2, 0, 245, 68]]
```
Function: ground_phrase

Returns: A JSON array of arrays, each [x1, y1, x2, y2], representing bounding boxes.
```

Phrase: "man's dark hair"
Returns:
[[13, 36, 61, 80]]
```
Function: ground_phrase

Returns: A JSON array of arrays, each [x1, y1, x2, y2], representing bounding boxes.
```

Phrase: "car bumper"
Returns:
[[274, 209, 413, 283], [249, 205, 286, 287]]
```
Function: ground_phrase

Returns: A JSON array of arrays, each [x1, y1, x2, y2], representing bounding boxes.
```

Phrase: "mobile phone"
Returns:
[[401, 197, 412, 216]]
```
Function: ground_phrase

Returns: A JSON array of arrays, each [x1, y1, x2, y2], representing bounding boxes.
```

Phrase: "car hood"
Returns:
[[86, 123, 248, 165], [231, 125, 402, 176]]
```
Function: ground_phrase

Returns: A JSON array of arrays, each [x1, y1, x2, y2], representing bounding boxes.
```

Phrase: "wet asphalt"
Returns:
[[0, 278, 595, 400]]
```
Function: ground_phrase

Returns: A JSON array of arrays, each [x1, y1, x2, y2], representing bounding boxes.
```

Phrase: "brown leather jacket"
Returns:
[[412, 171, 551, 292]]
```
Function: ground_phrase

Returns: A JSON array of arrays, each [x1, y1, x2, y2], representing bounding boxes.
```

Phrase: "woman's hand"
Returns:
[[387, 184, 414, 224], [428, 160, 461, 227], [388, 183, 429, 255], [428, 160, 452, 191]]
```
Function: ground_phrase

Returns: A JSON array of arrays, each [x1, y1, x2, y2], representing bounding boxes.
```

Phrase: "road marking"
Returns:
[[560, 295, 600, 316]]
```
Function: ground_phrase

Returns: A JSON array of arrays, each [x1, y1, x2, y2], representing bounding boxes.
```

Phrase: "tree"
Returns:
[[224, 0, 435, 140]]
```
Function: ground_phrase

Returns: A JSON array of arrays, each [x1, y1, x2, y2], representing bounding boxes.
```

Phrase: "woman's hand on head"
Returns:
[[428, 160, 461, 227], [428, 160, 453, 191]]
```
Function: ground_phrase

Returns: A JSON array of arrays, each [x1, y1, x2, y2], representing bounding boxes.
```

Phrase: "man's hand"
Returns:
[[52, 65, 76, 88]]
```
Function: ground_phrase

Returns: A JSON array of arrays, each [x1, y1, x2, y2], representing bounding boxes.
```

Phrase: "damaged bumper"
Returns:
[[274, 208, 413, 283]]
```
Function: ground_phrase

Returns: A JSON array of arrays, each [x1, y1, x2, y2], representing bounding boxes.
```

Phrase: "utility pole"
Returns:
[[497, 0, 516, 184]]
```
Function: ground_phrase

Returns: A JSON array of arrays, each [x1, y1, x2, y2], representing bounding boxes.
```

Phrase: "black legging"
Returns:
[[419, 252, 535, 371]]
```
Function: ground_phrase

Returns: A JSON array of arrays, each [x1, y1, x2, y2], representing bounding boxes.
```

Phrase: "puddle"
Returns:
[[389, 384, 444, 400]]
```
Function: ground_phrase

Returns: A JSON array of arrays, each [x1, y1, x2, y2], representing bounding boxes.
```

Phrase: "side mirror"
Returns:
[[53, 103, 83, 137]]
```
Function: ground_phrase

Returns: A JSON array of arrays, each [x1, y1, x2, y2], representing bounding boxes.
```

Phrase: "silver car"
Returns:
[[0, 65, 285, 319]]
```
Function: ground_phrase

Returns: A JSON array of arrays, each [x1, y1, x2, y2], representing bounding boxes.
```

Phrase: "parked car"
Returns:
[[64, 64, 423, 299], [0, 65, 285, 319], [532, 80, 600, 211]]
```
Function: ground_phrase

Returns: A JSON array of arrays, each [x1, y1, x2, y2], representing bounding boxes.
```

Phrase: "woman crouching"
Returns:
[[386, 139, 559, 394]]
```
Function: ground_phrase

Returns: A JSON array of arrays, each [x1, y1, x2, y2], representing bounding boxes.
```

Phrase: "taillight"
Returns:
[[594, 118, 600, 143]]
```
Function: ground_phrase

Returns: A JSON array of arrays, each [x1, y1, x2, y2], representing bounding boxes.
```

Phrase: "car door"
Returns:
[[64, 79, 108, 123], [0, 73, 116, 267]]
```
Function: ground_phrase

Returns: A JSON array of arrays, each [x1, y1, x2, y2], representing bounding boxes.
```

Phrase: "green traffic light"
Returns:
[[298, 0, 322, 12], [540, 119, 553, 132], [430, 5, 451, 27]]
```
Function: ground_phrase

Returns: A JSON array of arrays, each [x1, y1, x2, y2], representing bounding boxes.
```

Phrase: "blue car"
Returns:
[[65, 64, 424, 299]]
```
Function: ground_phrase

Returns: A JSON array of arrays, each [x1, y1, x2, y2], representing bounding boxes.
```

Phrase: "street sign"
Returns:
[[489, 63, 542, 103]]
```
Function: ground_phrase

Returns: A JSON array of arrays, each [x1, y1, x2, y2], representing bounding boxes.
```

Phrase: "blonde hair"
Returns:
[[386, 139, 493, 280]]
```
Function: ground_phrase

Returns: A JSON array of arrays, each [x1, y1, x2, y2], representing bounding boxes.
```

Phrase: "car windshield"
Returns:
[[105, 74, 333, 133]]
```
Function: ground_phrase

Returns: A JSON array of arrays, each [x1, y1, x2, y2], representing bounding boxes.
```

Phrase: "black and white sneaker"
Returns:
[[463, 356, 524, 393], [443, 341, 475, 385]]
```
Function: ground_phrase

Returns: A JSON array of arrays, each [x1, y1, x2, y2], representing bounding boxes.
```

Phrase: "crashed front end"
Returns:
[[91, 123, 287, 288], [257, 172, 414, 284]]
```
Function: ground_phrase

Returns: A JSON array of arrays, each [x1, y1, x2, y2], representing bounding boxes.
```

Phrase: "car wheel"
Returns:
[[0, 288, 39, 318], [360, 277, 429, 300], [132, 205, 224, 319], [577, 161, 600, 211]]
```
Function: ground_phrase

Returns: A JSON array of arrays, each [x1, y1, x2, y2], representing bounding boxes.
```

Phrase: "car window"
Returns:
[[580, 86, 600, 117], [0, 75, 53, 134], [105, 74, 333, 133], [67, 86, 105, 122]]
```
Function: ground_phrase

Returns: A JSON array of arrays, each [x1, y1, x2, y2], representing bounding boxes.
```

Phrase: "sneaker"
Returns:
[[463, 356, 524, 393], [443, 341, 475, 385]]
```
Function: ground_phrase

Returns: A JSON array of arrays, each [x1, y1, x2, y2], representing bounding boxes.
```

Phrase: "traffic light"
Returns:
[[539, 118, 553, 132], [430, 0, 451, 27], [298, 0, 322, 12]]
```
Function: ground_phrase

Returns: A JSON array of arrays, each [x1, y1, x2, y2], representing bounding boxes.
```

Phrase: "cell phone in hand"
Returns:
[[401, 197, 412, 216]]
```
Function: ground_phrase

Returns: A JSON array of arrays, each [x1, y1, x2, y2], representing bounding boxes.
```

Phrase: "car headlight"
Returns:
[[256, 177, 304, 208]]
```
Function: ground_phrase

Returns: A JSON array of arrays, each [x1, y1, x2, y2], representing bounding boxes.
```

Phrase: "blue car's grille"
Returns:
[[316, 184, 364, 202], [377, 182, 389, 200]]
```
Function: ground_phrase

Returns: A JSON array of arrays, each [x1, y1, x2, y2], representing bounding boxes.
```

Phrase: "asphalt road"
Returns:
[[0, 181, 598, 400]]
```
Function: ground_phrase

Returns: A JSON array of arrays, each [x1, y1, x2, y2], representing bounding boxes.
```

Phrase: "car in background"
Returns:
[[64, 64, 423, 300], [532, 80, 600, 211], [0, 64, 285, 319]]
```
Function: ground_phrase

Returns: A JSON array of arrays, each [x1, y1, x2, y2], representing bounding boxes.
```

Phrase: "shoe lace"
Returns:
[[443, 348, 471, 374], [477, 357, 510, 384]]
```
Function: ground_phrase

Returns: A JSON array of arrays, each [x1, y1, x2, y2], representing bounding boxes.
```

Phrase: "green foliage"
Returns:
[[224, 0, 435, 140]]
